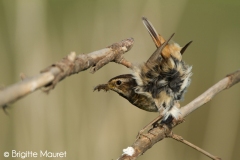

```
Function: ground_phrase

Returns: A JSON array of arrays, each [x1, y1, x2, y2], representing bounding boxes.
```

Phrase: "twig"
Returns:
[[181, 69, 240, 117], [167, 133, 221, 160], [136, 114, 163, 139], [118, 69, 240, 160], [0, 38, 134, 107]]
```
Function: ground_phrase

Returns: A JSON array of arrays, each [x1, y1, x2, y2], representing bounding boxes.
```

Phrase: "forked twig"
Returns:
[[0, 38, 134, 107], [167, 133, 221, 160]]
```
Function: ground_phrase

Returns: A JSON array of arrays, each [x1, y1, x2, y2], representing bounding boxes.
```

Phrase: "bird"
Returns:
[[94, 17, 192, 123]]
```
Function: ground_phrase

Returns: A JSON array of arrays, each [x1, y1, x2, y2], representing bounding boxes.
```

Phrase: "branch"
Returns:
[[0, 38, 134, 107], [167, 133, 221, 160], [118, 69, 240, 160], [181, 69, 240, 117]]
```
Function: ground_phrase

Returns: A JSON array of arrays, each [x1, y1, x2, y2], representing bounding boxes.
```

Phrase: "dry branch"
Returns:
[[167, 133, 221, 160], [0, 38, 134, 107], [118, 69, 240, 160]]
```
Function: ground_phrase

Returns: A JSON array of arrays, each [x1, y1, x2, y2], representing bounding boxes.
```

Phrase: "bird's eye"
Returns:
[[116, 80, 122, 85]]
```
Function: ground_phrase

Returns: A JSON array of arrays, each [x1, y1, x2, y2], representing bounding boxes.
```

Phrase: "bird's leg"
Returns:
[[172, 116, 185, 126], [136, 114, 163, 139]]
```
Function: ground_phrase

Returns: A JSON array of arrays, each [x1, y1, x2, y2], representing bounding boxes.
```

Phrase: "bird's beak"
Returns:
[[93, 84, 109, 92]]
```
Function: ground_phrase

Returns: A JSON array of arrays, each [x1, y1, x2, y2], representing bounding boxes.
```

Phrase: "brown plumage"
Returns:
[[94, 17, 192, 122]]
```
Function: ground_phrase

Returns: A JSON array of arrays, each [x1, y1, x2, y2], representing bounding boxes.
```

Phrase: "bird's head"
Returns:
[[94, 74, 137, 99]]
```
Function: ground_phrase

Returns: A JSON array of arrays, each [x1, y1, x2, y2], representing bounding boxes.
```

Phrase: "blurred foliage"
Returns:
[[0, 0, 240, 160]]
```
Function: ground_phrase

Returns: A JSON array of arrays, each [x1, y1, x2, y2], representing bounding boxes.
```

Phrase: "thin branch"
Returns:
[[0, 38, 134, 107], [167, 133, 221, 160], [181, 69, 240, 117], [118, 69, 240, 160]]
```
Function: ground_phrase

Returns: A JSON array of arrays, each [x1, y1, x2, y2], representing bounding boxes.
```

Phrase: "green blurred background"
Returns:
[[0, 0, 240, 160]]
